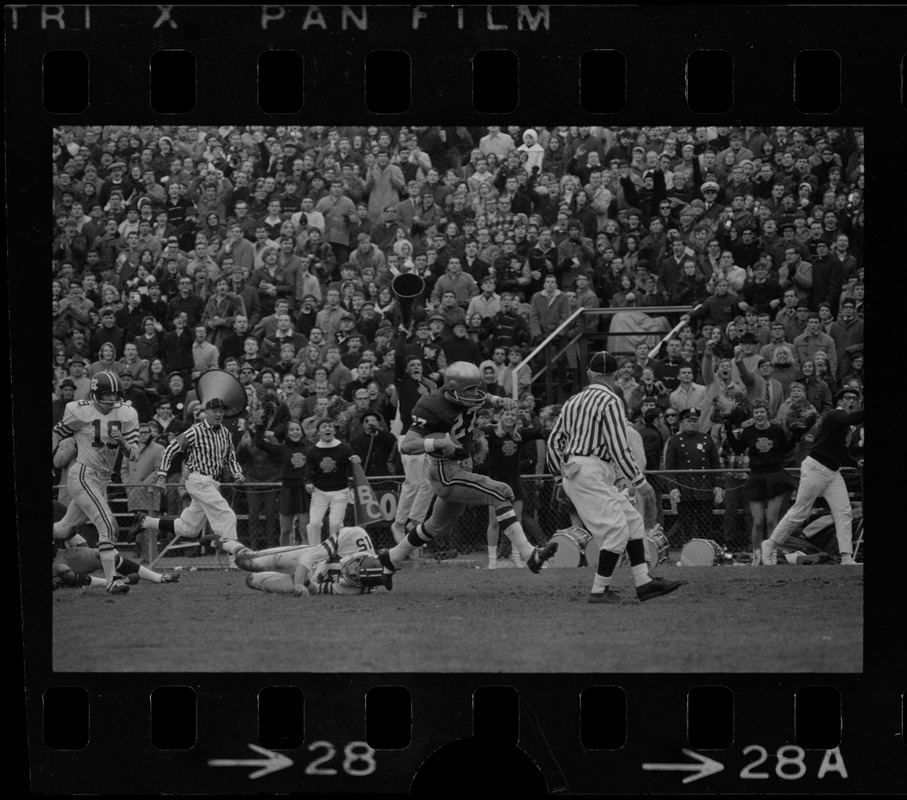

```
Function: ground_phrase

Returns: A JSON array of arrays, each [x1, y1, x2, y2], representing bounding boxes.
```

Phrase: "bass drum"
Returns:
[[680, 538, 724, 566], [547, 527, 593, 567]]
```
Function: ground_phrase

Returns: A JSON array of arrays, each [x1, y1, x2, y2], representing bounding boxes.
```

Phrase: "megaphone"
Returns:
[[350, 462, 385, 527], [195, 369, 248, 418], [391, 272, 425, 328]]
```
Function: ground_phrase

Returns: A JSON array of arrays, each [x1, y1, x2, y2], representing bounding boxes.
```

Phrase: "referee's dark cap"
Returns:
[[205, 397, 229, 410], [588, 350, 619, 375]]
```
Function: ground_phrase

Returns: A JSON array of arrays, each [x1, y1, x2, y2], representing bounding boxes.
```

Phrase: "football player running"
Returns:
[[221, 526, 388, 596], [52, 371, 140, 595], [377, 361, 558, 587]]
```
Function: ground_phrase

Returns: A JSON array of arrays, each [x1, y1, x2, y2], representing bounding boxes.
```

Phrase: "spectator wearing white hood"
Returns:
[[517, 129, 545, 176]]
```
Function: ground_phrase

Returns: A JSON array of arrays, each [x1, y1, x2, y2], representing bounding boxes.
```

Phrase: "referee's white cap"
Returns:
[[588, 350, 619, 375]]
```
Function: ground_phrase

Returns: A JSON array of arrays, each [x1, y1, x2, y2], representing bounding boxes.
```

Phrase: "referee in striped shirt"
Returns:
[[547, 351, 685, 604], [128, 397, 246, 560]]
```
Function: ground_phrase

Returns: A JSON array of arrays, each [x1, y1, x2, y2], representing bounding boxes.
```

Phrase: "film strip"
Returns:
[[12, 4, 905, 794]]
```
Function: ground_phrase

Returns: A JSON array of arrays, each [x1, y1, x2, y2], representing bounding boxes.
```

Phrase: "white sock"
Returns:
[[389, 538, 418, 563], [631, 564, 651, 587], [88, 576, 106, 588], [99, 548, 117, 587], [503, 524, 535, 561], [219, 539, 245, 556], [487, 546, 497, 562], [136, 566, 162, 583], [591, 574, 611, 593]]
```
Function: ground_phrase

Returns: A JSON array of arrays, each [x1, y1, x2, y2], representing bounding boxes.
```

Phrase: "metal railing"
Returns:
[[511, 304, 695, 404]]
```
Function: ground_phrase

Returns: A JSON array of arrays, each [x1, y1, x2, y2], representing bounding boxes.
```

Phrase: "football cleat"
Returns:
[[588, 589, 625, 605], [377, 548, 396, 591], [760, 540, 777, 566], [526, 541, 559, 573], [160, 573, 180, 583], [637, 576, 685, 602], [127, 512, 147, 543], [234, 548, 256, 571], [106, 579, 130, 595]]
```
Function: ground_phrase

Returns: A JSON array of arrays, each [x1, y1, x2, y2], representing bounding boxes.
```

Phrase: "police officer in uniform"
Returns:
[[663, 407, 723, 544]]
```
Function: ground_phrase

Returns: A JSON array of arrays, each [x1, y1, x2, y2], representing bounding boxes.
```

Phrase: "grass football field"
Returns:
[[52, 561, 863, 673]]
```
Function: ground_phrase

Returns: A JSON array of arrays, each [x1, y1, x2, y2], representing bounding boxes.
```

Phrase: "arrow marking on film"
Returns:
[[642, 748, 724, 784], [208, 743, 293, 779]]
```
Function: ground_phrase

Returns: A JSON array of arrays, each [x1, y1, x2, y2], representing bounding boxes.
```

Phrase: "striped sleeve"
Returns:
[[224, 430, 242, 478], [53, 402, 82, 445], [545, 413, 566, 476], [602, 400, 644, 487], [52, 420, 74, 448], [121, 406, 140, 448], [322, 531, 341, 561], [158, 426, 193, 473]]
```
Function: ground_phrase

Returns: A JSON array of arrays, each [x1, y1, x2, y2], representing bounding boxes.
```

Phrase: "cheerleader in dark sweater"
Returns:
[[723, 399, 803, 565], [481, 408, 543, 569], [255, 420, 311, 547], [302, 418, 361, 545]]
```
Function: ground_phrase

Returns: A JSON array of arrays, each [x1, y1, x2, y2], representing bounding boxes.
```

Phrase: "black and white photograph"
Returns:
[[11, 4, 906, 796], [47, 120, 867, 674]]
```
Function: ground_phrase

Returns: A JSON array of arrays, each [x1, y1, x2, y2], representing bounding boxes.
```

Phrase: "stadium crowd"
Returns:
[[51, 124, 865, 552]]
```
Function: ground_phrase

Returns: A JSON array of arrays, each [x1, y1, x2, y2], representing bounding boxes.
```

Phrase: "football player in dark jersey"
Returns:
[[377, 361, 558, 587]]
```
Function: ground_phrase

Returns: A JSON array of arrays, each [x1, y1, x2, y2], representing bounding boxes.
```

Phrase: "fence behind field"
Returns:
[[53, 467, 863, 569]]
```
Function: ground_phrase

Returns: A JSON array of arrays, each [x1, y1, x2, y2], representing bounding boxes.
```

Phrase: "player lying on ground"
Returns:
[[377, 361, 558, 587], [221, 526, 389, 596], [53, 532, 179, 593]]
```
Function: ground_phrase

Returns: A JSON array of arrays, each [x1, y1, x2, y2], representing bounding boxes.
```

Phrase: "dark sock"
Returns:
[[596, 549, 621, 580], [626, 538, 646, 567]]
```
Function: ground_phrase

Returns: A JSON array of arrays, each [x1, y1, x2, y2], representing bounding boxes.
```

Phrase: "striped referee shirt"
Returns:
[[546, 382, 645, 488], [158, 419, 242, 479]]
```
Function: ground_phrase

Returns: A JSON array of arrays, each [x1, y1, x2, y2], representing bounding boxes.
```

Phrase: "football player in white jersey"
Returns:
[[221, 526, 389, 596], [52, 371, 140, 594]]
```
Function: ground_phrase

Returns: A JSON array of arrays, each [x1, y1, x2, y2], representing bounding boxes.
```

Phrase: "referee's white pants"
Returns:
[[561, 455, 645, 554], [770, 456, 854, 554], [174, 473, 237, 540], [395, 452, 434, 526], [307, 488, 349, 544]]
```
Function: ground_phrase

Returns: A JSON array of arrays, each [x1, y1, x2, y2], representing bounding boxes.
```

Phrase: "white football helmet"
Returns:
[[340, 553, 385, 589], [443, 362, 486, 407]]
